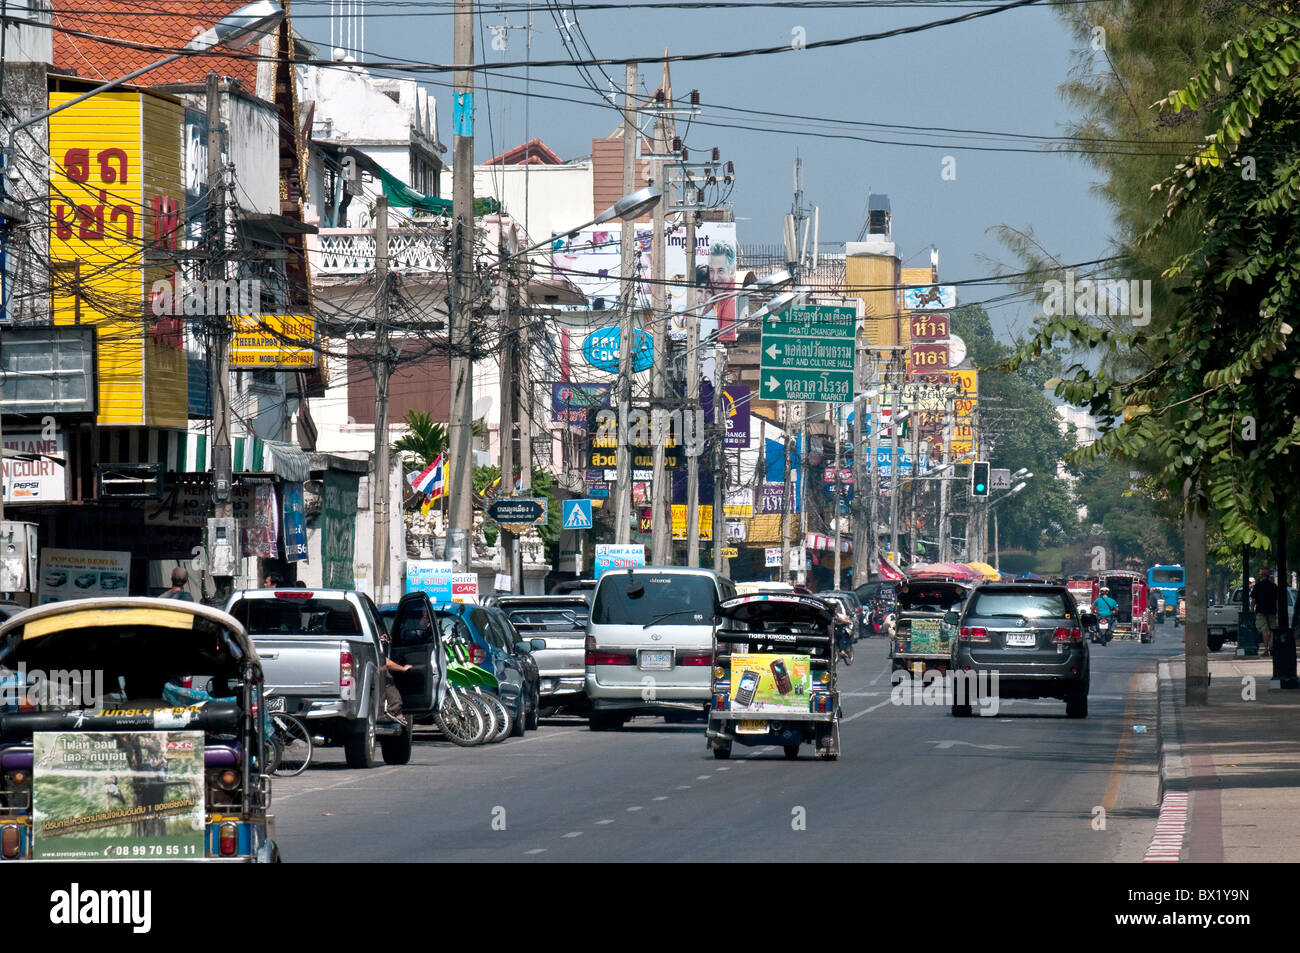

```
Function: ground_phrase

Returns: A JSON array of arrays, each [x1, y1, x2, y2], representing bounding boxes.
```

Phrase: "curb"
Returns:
[[1155, 658, 1188, 805]]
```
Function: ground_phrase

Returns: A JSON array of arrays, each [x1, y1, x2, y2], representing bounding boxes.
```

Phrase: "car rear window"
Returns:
[[967, 590, 1072, 619], [234, 597, 361, 635], [592, 574, 717, 626], [505, 607, 589, 629], [899, 585, 967, 611]]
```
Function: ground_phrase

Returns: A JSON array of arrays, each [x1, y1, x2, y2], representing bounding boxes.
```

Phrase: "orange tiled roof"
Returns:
[[51, 0, 262, 89]]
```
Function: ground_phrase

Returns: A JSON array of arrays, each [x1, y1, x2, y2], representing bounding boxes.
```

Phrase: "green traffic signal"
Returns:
[[973, 461, 989, 497]]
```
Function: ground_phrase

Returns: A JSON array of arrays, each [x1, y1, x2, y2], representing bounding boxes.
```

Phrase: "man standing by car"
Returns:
[[160, 566, 193, 601], [1252, 568, 1282, 656]]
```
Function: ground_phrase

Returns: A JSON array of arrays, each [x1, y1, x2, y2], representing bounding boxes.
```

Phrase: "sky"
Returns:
[[292, 0, 1121, 344]]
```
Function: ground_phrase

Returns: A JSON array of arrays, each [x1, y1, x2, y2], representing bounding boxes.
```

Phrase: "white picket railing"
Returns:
[[311, 226, 453, 276]]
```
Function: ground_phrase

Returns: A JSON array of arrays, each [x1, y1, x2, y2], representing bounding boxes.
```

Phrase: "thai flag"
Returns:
[[408, 454, 444, 495]]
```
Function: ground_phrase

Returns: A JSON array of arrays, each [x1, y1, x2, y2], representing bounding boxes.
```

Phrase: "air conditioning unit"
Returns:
[[0, 521, 39, 593], [97, 463, 162, 500]]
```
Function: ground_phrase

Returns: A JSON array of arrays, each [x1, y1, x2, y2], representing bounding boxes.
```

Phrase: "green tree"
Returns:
[[391, 411, 485, 470]]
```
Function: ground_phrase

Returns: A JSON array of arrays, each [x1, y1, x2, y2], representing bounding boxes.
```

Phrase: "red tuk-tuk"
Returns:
[[1093, 570, 1154, 643]]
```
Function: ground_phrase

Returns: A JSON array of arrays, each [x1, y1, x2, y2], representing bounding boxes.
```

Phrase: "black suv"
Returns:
[[947, 582, 1090, 718]]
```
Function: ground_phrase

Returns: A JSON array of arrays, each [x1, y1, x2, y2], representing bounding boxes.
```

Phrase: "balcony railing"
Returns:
[[309, 226, 452, 277]]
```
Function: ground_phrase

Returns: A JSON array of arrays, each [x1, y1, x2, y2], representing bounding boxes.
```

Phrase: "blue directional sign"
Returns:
[[562, 498, 593, 531]]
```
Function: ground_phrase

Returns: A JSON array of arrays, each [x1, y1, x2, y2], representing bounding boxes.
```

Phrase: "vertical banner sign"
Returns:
[[242, 484, 279, 559], [909, 312, 950, 340], [721, 384, 751, 448], [405, 560, 454, 602], [322, 471, 361, 588], [282, 482, 308, 563], [33, 731, 206, 860]]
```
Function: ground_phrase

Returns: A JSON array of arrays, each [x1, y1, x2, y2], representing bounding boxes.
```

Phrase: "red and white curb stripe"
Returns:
[[1144, 792, 1188, 862]]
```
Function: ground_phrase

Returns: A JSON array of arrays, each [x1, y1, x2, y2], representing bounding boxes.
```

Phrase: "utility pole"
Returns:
[[372, 196, 392, 603], [798, 409, 808, 585], [649, 110, 671, 566], [781, 402, 794, 581], [833, 408, 842, 589], [938, 399, 953, 562], [888, 381, 901, 567], [868, 389, 881, 576], [614, 63, 637, 546], [497, 222, 515, 586], [446, 0, 476, 568], [684, 205, 700, 564], [206, 72, 235, 596]]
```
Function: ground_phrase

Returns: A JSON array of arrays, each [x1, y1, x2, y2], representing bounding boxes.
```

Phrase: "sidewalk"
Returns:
[[1158, 656, 1300, 861]]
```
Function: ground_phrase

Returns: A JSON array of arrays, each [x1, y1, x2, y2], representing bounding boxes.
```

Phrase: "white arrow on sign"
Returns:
[[927, 740, 1020, 750], [766, 375, 781, 393], [765, 343, 781, 360]]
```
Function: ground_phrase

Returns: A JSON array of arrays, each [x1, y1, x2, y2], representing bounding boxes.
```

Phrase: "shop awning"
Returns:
[[99, 430, 312, 481]]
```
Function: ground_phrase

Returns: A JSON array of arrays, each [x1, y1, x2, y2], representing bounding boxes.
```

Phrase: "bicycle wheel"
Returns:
[[271, 713, 313, 777], [262, 735, 282, 776], [437, 689, 486, 746], [477, 690, 511, 743]]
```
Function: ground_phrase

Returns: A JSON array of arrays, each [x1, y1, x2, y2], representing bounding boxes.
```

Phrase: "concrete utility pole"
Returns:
[[1184, 478, 1209, 705], [614, 63, 637, 546], [782, 402, 794, 579], [372, 195, 392, 603], [868, 389, 881, 576], [684, 207, 700, 564], [938, 399, 953, 563], [798, 408, 808, 585], [833, 408, 842, 589], [516, 297, 533, 595], [649, 113, 671, 566], [888, 389, 901, 566], [446, 0, 476, 568], [497, 225, 515, 584], [208, 72, 232, 524]]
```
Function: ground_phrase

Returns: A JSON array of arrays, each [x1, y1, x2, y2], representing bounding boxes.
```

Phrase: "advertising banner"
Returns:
[[321, 471, 360, 588], [765, 548, 783, 568], [551, 382, 610, 432], [670, 504, 713, 541], [406, 560, 454, 602], [32, 731, 205, 860], [594, 544, 645, 579], [724, 487, 754, 518], [282, 482, 308, 563], [720, 384, 751, 448], [903, 284, 956, 310], [2, 429, 68, 504], [452, 573, 479, 604], [728, 653, 813, 713], [228, 314, 316, 369], [38, 548, 131, 604], [242, 483, 279, 560]]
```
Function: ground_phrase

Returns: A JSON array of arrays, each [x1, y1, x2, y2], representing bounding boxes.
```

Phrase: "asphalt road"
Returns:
[[274, 622, 1180, 862]]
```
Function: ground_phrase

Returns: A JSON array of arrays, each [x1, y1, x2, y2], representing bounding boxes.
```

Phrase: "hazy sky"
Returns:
[[294, 1, 1120, 342]]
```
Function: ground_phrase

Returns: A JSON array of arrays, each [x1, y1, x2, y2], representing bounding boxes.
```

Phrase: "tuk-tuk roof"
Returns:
[[717, 593, 835, 627], [0, 598, 256, 678]]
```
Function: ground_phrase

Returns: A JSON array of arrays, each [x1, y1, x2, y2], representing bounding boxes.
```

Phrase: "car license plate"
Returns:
[[735, 720, 768, 734], [268, 696, 286, 712], [638, 650, 672, 671], [1005, 633, 1036, 647]]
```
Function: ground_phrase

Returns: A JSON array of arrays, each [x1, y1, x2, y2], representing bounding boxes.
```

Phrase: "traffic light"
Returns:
[[973, 461, 990, 497]]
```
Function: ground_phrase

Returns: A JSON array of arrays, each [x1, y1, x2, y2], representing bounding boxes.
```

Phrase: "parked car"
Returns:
[[483, 605, 542, 732], [585, 567, 737, 731], [820, 590, 866, 641], [549, 578, 597, 602], [495, 595, 589, 713], [428, 603, 536, 736], [947, 582, 1091, 718], [226, 588, 412, 768], [1209, 586, 1298, 651]]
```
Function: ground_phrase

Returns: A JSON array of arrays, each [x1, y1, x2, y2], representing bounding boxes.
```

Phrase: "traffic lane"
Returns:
[[272, 633, 1161, 862], [273, 715, 730, 862]]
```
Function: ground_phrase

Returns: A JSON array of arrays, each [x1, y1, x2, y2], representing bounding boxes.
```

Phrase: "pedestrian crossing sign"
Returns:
[[562, 499, 593, 531]]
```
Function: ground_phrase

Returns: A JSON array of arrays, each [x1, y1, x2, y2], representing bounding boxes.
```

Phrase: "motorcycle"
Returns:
[[1091, 616, 1113, 645], [835, 618, 855, 665]]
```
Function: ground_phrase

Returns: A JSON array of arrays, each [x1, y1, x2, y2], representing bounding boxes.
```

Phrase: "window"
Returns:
[[233, 598, 360, 635], [967, 590, 1070, 620], [592, 573, 718, 626]]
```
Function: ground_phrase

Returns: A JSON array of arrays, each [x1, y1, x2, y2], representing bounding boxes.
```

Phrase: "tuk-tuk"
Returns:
[[707, 594, 840, 761], [891, 570, 975, 675], [0, 598, 279, 862]]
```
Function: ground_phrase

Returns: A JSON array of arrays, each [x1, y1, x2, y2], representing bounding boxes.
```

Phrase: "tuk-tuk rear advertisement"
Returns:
[[32, 731, 206, 859], [729, 653, 812, 712]]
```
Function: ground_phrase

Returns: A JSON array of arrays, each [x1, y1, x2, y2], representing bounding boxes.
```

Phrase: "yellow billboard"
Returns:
[[48, 86, 187, 428], [229, 315, 317, 369], [671, 504, 713, 540], [845, 253, 900, 348]]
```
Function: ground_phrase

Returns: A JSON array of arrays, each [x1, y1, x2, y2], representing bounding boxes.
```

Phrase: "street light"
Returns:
[[989, 478, 1031, 571]]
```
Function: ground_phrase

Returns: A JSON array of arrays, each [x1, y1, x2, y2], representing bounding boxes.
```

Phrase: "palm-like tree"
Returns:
[[391, 411, 483, 470]]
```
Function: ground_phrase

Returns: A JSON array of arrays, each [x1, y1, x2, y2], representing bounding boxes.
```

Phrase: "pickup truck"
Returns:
[[1209, 586, 1298, 651], [494, 595, 589, 713], [227, 588, 418, 768]]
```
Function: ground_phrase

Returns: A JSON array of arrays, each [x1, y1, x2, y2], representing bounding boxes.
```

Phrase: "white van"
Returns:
[[584, 567, 736, 731]]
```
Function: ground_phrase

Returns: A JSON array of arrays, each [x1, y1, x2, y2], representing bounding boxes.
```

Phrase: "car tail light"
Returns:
[[274, 590, 313, 599], [181, 676, 193, 689], [1, 825, 20, 859], [678, 652, 712, 666], [340, 651, 354, 689], [1054, 627, 1083, 642], [467, 643, 487, 665], [587, 650, 635, 665], [218, 822, 238, 856], [959, 627, 988, 642]]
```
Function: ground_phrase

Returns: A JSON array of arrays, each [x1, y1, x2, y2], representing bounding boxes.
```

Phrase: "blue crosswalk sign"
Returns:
[[562, 499, 593, 531]]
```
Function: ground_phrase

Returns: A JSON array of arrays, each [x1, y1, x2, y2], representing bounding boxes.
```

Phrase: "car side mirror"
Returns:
[[1081, 611, 1096, 624], [530, 638, 546, 652], [943, 611, 959, 626], [515, 641, 533, 654]]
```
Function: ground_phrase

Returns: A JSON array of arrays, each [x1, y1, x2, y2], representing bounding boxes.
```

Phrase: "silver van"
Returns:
[[585, 567, 736, 730]]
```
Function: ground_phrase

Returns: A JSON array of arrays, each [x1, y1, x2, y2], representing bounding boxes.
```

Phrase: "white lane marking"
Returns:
[[563, 831, 583, 838], [677, 784, 692, 790], [716, 766, 730, 771], [596, 819, 615, 825], [841, 698, 893, 723], [653, 796, 670, 801], [525, 848, 547, 854], [696, 774, 713, 780], [274, 766, 403, 803], [928, 740, 1019, 750], [1144, 792, 1189, 863], [626, 805, 643, 812], [868, 664, 893, 686]]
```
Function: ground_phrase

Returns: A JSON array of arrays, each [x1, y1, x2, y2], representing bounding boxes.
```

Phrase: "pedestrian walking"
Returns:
[[1252, 568, 1282, 655], [159, 566, 194, 601]]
